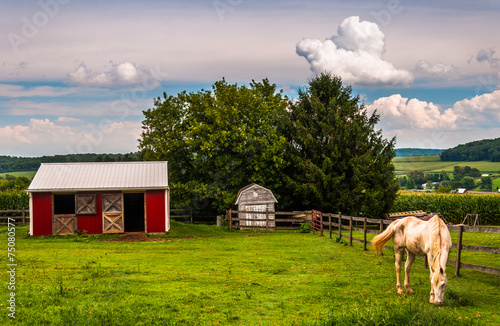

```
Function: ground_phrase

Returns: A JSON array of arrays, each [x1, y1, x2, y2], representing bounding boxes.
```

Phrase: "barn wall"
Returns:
[[146, 189, 166, 233], [31, 192, 53, 236], [76, 192, 103, 234]]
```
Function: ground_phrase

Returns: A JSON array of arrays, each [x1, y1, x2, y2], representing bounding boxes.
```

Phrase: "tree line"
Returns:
[[0, 153, 139, 173], [139, 73, 399, 218], [440, 138, 500, 162]]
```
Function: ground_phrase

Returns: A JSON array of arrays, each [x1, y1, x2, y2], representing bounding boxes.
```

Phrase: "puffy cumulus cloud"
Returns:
[[452, 90, 500, 126], [414, 60, 458, 79], [67, 62, 161, 88], [368, 89, 500, 139], [296, 16, 413, 86], [0, 118, 141, 156], [367, 94, 458, 130]]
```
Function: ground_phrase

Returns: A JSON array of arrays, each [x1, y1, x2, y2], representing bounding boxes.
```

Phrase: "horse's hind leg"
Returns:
[[395, 248, 404, 294], [404, 249, 415, 294]]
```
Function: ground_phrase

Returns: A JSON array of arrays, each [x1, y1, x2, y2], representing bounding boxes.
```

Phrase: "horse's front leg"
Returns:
[[428, 253, 435, 304], [395, 248, 404, 294], [404, 250, 415, 294]]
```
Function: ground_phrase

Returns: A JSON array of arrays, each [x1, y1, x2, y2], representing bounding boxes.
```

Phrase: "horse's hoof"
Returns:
[[397, 289, 404, 295], [407, 289, 414, 294]]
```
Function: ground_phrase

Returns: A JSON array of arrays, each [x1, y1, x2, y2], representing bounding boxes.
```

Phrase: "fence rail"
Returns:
[[0, 209, 30, 225]]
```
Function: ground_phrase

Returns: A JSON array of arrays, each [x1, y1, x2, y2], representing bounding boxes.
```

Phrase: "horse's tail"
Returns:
[[371, 221, 397, 256]]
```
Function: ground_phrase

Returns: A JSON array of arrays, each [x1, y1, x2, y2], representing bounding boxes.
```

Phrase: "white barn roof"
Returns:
[[27, 161, 168, 192]]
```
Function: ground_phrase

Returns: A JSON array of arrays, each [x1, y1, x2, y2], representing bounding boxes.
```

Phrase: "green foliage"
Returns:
[[282, 73, 399, 217], [480, 176, 493, 190], [139, 78, 289, 213], [0, 176, 30, 191], [0, 190, 29, 210], [299, 222, 311, 233], [393, 193, 500, 224], [440, 137, 500, 162]]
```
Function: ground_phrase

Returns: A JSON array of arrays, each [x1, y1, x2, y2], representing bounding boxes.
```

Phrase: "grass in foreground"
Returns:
[[1, 224, 499, 325]]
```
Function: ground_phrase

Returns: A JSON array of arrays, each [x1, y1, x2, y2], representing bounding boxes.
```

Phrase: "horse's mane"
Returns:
[[429, 216, 443, 269]]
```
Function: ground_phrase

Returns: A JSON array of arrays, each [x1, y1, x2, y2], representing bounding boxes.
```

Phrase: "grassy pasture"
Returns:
[[392, 155, 500, 176], [0, 171, 36, 179], [1, 222, 499, 325]]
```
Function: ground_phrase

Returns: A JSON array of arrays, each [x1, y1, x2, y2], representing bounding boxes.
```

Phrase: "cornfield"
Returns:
[[392, 193, 500, 225], [0, 190, 29, 211]]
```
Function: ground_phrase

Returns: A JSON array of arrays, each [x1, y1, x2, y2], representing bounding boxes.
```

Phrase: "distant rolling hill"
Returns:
[[395, 148, 444, 158], [392, 154, 500, 175]]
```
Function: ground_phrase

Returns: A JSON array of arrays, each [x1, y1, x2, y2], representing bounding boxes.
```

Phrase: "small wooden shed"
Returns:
[[27, 161, 169, 236], [235, 183, 277, 229]]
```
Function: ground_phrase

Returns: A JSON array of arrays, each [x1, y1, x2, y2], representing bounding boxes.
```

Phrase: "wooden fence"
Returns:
[[227, 209, 311, 231], [170, 209, 217, 225], [227, 208, 500, 277], [0, 209, 30, 225], [316, 212, 500, 277]]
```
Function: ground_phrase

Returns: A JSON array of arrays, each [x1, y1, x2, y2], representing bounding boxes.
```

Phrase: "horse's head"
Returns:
[[431, 267, 447, 306]]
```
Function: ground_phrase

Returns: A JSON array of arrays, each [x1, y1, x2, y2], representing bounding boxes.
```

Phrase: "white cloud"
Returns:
[[0, 84, 78, 97], [414, 60, 458, 79], [56, 117, 84, 124], [296, 16, 413, 86], [452, 90, 500, 126], [0, 118, 141, 156], [476, 48, 500, 68], [367, 94, 458, 129], [67, 61, 161, 88]]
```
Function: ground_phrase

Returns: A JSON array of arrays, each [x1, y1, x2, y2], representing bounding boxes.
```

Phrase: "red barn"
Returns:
[[27, 161, 169, 236]]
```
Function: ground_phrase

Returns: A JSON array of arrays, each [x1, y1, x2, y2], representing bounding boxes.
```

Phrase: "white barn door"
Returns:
[[244, 204, 266, 227]]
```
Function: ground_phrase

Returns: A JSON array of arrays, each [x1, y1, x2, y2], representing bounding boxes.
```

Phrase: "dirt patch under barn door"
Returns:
[[103, 232, 166, 242]]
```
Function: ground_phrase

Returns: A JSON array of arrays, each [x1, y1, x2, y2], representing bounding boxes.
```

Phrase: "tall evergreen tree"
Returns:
[[281, 73, 399, 217]]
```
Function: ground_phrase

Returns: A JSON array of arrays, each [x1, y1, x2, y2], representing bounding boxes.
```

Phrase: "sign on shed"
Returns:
[[235, 183, 277, 230]]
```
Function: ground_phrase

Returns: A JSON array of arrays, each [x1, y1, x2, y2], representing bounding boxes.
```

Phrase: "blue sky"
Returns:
[[1, 0, 499, 156]]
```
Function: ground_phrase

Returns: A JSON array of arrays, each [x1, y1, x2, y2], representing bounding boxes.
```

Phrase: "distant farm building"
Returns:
[[27, 161, 169, 236], [235, 183, 277, 229]]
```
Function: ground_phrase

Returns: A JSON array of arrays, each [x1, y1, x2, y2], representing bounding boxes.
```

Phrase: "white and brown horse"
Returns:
[[371, 215, 452, 305]]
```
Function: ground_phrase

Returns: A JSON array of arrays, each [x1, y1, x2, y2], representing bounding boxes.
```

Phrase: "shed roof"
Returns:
[[235, 183, 277, 205], [27, 161, 168, 192]]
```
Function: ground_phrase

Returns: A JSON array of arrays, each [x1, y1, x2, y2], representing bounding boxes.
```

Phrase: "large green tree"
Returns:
[[281, 73, 399, 217], [139, 78, 288, 213]]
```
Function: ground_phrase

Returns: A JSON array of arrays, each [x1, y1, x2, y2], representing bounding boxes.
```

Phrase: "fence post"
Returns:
[[320, 212, 323, 236], [228, 210, 232, 232], [338, 212, 342, 239], [455, 225, 463, 276], [266, 208, 269, 232], [22, 209, 26, 225], [329, 214, 332, 239], [190, 209, 193, 224], [349, 216, 353, 246], [424, 256, 428, 269], [379, 219, 384, 233], [363, 217, 367, 251]]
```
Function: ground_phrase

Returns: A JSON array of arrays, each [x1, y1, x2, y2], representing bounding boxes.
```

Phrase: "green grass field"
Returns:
[[0, 171, 36, 179], [393, 155, 500, 176], [1, 222, 499, 325]]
